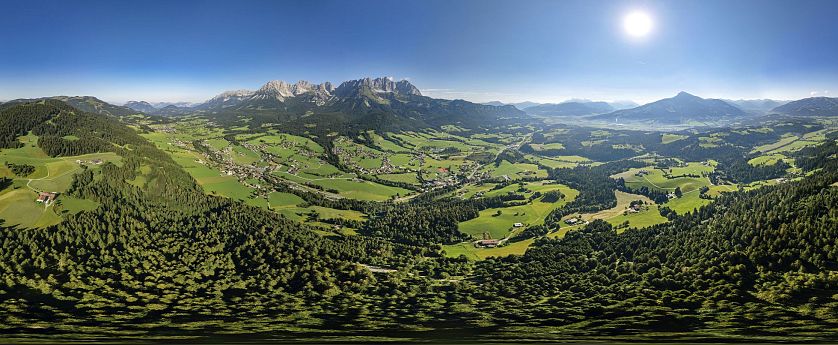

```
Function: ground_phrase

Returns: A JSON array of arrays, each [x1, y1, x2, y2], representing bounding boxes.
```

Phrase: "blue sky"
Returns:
[[1, 0, 836, 104]]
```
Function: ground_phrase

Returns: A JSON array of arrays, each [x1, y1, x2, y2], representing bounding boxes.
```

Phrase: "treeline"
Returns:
[[619, 184, 670, 204], [4, 162, 35, 177], [359, 194, 519, 245], [0, 100, 69, 148], [0, 177, 11, 191]]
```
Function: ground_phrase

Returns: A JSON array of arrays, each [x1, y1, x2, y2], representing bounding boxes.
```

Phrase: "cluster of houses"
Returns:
[[331, 141, 399, 175], [157, 125, 177, 134], [35, 192, 57, 205], [421, 174, 459, 190], [565, 217, 591, 226], [624, 202, 644, 214], [75, 159, 104, 165], [472, 223, 525, 248]]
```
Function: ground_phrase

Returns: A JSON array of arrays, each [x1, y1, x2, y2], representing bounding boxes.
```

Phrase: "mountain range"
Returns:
[[526, 101, 615, 116], [24, 81, 838, 128], [593, 91, 747, 123], [133, 77, 527, 130], [771, 97, 838, 117], [481, 101, 541, 110], [482, 100, 638, 114], [724, 99, 788, 114]]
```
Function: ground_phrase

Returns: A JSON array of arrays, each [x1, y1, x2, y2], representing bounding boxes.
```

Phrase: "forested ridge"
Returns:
[[0, 100, 836, 342]]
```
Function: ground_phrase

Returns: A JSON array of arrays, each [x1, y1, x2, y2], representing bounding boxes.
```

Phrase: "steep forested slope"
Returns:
[[470, 146, 837, 339]]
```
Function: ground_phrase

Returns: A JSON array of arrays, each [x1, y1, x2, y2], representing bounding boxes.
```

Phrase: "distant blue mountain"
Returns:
[[596, 92, 746, 123], [771, 97, 838, 116], [526, 101, 614, 116]]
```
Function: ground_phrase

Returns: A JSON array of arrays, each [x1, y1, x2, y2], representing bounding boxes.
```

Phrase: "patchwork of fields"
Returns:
[[0, 133, 115, 228], [6, 111, 829, 265], [612, 162, 719, 214]]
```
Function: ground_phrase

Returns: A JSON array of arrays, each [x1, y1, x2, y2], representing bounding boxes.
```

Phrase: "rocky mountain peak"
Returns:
[[214, 89, 255, 100], [253, 80, 334, 101], [334, 77, 422, 97]]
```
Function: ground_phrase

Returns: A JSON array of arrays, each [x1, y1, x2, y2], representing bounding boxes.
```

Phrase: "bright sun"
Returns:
[[624, 11, 653, 38]]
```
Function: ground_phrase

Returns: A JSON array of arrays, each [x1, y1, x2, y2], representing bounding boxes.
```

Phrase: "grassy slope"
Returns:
[[0, 134, 118, 228]]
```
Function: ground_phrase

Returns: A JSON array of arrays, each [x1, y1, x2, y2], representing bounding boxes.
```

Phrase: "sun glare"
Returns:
[[624, 11, 653, 38]]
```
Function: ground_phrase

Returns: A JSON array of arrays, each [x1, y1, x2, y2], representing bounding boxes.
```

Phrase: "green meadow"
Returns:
[[457, 181, 578, 240], [0, 133, 118, 228]]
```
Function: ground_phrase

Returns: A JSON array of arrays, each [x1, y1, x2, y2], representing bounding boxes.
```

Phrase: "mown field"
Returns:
[[0, 133, 118, 228], [575, 190, 667, 232], [457, 181, 579, 240], [612, 162, 719, 214]]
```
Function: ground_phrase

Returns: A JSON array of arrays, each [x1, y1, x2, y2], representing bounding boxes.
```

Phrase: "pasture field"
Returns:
[[751, 133, 800, 153], [273, 204, 366, 223], [443, 238, 537, 260], [605, 204, 667, 232], [457, 182, 578, 240], [377, 172, 419, 184], [230, 145, 262, 165], [483, 160, 548, 180], [267, 191, 366, 223], [308, 206, 366, 221], [698, 136, 722, 147], [526, 154, 592, 169], [613, 162, 713, 194], [706, 184, 737, 197], [309, 178, 409, 201], [444, 214, 583, 260], [368, 131, 411, 152], [267, 192, 305, 208], [661, 133, 689, 144], [0, 134, 120, 228], [0, 188, 59, 228], [611, 163, 721, 214], [748, 153, 790, 166], [454, 183, 497, 199], [526, 155, 578, 169], [529, 143, 565, 151], [665, 192, 712, 214], [574, 190, 666, 231], [751, 129, 831, 154]]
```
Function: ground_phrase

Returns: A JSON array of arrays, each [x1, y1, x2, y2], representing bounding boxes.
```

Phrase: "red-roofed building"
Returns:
[[36, 192, 57, 204]]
